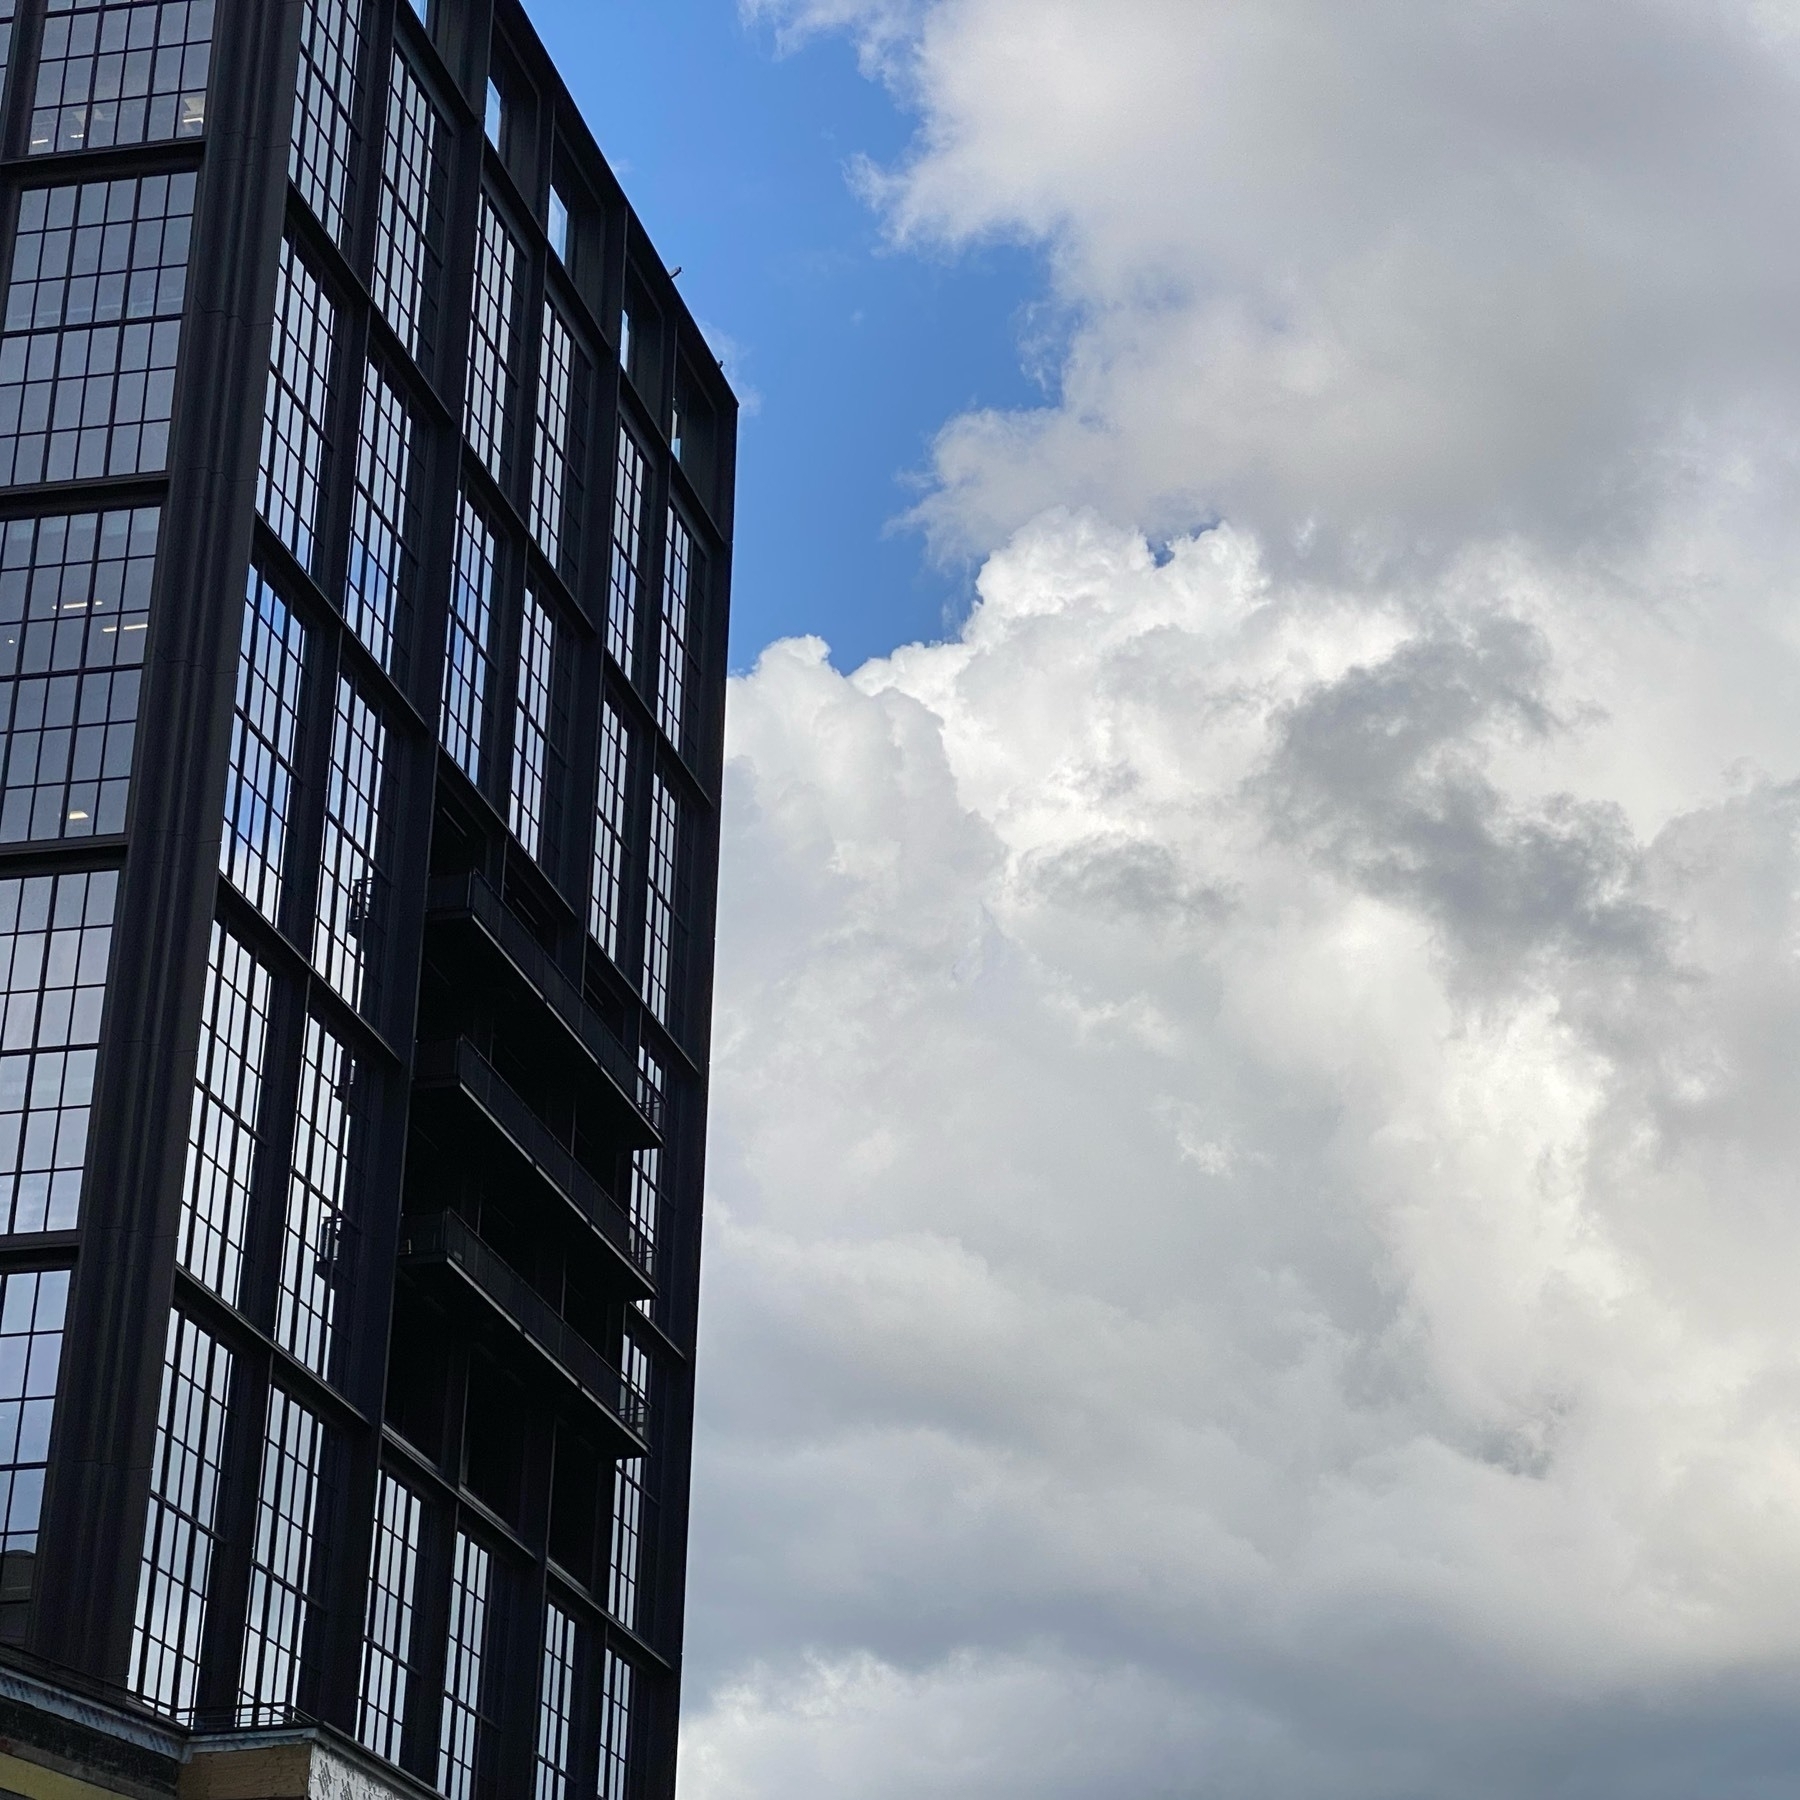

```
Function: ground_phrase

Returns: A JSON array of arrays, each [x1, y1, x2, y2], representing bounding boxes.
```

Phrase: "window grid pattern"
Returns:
[[32, 0, 212, 156], [534, 1603, 577, 1800], [178, 924, 270, 1308], [289, 0, 361, 247], [608, 1456, 645, 1633], [588, 700, 630, 962], [130, 1312, 232, 1720], [642, 775, 680, 1026], [465, 199, 517, 480], [357, 1473, 421, 1766], [658, 510, 694, 752], [437, 1532, 491, 1800], [607, 429, 647, 675], [0, 1268, 70, 1640], [239, 1387, 327, 1722], [441, 498, 494, 783], [0, 173, 194, 486], [346, 365, 411, 674], [259, 239, 336, 571], [629, 1050, 663, 1273], [0, 6, 14, 99], [599, 1650, 633, 1800], [531, 305, 574, 567], [371, 52, 438, 361], [0, 508, 157, 846], [314, 677, 386, 1015], [510, 590, 553, 861], [0, 870, 115, 1236], [277, 1017, 356, 1380], [222, 571, 305, 926]]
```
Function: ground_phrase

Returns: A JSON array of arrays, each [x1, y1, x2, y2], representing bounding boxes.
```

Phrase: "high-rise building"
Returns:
[[0, 3, 735, 1796]]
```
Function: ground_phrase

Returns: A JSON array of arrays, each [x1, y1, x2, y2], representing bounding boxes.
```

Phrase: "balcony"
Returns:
[[425, 872, 662, 1144], [413, 1038, 654, 1294], [398, 1210, 650, 1449]]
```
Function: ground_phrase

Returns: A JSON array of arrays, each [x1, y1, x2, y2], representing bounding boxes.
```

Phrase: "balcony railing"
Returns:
[[426, 872, 663, 1137], [414, 1038, 654, 1283], [399, 1210, 650, 1443]]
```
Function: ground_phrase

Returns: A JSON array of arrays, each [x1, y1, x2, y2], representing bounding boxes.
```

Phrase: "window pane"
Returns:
[[290, 0, 362, 247], [437, 1533, 491, 1800], [0, 5, 15, 97], [509, 590, 553, 861], [657, 510, 694, 752], [129, 1312, 232, 1720], [314, 677, 387, 1015], [642, 775, 681, 1026], [547, 188, 569, 263], [346, 365, 412, 674], [465, 199, 518, 480], [608, 429, 647, 675], [239, 1387, 328, 1722], [588, 700, 630, 962], [0, 507, 157, 845], [221, 569, 305, 926], [372, 54, 440, 362], [0, 1267, 70, 1642], [259, 239, 336, 572], [0, 869, 116, 1235], [277, 1016, 357, 1381], [0, 173, 195, 485], [599, 1650, 633, 1800], [178, 922, 270, 1308], [32, 1, 213, 155], [441, 498, 495, 784], [533, 1603, 577, 1800], [358, 1472, 422, 1765], [609, 1454, 646, 1633], [531, 306, 576, 568], [628, 1048, 663, 1270]]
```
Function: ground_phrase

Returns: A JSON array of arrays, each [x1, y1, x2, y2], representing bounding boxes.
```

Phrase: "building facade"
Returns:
[[0, 2, 735, 1796]]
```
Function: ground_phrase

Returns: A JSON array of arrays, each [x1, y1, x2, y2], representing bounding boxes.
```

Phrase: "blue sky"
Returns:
[[519, 0, 1044, 671]]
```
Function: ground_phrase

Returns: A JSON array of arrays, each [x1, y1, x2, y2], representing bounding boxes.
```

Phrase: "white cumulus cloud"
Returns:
[[689, 1, 1800, 1793]]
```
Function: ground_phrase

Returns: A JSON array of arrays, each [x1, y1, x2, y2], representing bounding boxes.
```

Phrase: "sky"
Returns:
[[533, 2, 1800, 1796]]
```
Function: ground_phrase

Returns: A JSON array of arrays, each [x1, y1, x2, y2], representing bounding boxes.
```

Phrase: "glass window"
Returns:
[[534, 1603, 577, 1800], [129, 1312, 232, 1719], [0, 1267, 69, 1643], [277, 1017, 356, 1380], [642, 774, 680, 1027], [358, 1472, 422, 1766], [315, 677, 386, 1015], [599, 1649, 633, 1800], [628, 1048, 663, 1269], [438, 1532, 491, 1800], [588, 700, 630, 963], [0, 869, 115, 1237], [32, 0, 213, 156], [465, 198, 518, 481], [547, 188, 569, 263], [221, 569, 305, 927], [371, 53, 440, 363], [178, 923, 271, 1308], [440, 497, 495, 784], [608, 429, 647, 676], [484, 78, 502, 147], [259, 238, 337, 573], [239, 1387, 327, 1722], [531, 306, 576, 570], [0, 172, 194, 486], [346, 365, 412, 675], [510, 591, 553, 862], [0, 5, 15, 96], [290, 0, 362, 247], [0, 508, 156, 845], [657, 510, 694, 753], [608, 1456, 645, 1633]]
